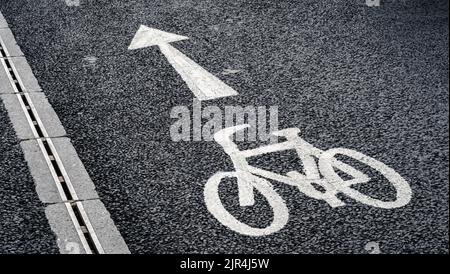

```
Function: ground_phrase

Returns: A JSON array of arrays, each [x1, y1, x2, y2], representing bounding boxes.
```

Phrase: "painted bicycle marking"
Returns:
[[204, 124, 412, 236]]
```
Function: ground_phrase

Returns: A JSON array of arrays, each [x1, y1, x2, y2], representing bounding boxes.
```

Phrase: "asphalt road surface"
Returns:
[[0, 0, 448, 254]]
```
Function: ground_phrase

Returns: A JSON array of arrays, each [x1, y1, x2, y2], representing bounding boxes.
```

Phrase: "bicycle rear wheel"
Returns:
[[318, 148, 412, 208]]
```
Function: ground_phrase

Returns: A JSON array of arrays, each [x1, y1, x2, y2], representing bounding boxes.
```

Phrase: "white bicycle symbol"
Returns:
[[204, 124, 412, 236]]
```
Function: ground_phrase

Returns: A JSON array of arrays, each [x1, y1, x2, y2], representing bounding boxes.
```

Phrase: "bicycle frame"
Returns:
[[214, 124, 370, 207]]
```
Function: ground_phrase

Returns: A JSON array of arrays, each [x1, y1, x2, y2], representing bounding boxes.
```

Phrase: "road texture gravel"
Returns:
[[0, 0, 448, 253]]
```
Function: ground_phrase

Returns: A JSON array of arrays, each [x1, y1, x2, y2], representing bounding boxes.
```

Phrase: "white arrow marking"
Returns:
[[129, 25, 238, 101]]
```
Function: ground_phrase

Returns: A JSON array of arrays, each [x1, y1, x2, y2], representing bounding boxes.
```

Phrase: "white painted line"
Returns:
[[129, 25, 238, 101]]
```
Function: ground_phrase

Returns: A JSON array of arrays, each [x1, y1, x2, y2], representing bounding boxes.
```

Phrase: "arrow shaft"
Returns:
[[158, 43, 238, 101]]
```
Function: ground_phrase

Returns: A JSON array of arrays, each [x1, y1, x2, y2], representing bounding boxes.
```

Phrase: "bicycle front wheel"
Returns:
[[204, 172, 289, 236]]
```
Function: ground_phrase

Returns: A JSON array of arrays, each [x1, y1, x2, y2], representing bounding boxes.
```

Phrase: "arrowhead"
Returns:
[[128, 25, 189, 50]]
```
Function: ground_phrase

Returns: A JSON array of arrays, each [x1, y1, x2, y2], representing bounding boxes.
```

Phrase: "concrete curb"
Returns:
[[0, 93, 66, 139], [0, 28, 23, 57], [0, 12, 7, 29], [0, 11, 130, 254]]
